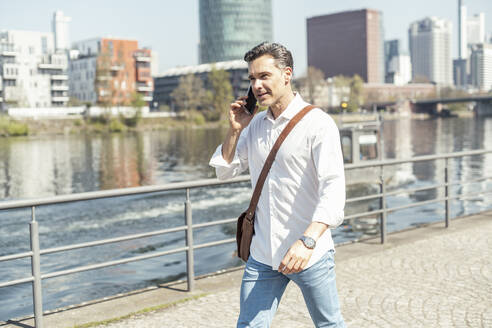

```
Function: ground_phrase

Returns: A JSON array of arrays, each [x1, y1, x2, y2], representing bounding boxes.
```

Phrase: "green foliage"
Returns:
[[333, 74, 364, 112], [171, 74, 208, 112], [73, 119, 83, 127], [108, 118, 127, 132], [190, 110, 206, 125], [208, 66, 233, 121], [0, 116, 29, 137], [130, 92, 147, 108], [122, 108, 142, 127]]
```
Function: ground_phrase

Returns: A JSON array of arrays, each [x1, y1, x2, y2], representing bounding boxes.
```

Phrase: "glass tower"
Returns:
[[199, 0, 273, 64]]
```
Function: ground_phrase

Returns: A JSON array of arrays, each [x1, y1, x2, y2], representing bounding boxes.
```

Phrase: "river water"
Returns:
[[0, 116, 491, 320]]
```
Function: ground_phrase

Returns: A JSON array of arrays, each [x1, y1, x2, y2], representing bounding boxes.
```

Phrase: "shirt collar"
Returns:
[[264, 93, 307, 121]]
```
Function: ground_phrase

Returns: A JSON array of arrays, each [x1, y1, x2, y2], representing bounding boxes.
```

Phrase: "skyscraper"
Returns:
[[199, 0, 273, 64], [409, 17, 452, 85], [467, 13, 485, 45], [52, 10, 71, 51], [307, 9, 384, 83]]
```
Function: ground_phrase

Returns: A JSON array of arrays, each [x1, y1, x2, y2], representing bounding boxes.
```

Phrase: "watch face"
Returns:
[[302, 236, 316, 249]]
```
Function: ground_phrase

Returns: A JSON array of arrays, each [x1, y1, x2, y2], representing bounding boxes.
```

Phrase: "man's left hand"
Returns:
[[278, 240, 313, 274]]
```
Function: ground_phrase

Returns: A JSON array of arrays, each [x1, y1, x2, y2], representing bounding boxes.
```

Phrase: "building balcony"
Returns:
[[96, 75, 111, 81], [1, 50, 17, 57], [143, 96, 153, 102], [51, 85, 69, 91], [38, 63, 65, 70], [52, 96, 69, 102], [137, 84, 153, 92], [135, 56, 151, 62], [51, 74, 69, 80], [110, 65, 123, 71], [2, 64, 18, 79]]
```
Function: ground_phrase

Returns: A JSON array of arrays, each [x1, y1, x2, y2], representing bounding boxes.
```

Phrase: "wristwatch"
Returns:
[[299, 235, 316, 249]]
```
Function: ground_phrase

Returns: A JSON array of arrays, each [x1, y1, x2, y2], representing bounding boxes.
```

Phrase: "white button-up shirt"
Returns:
[[209, 93, 345, 270]]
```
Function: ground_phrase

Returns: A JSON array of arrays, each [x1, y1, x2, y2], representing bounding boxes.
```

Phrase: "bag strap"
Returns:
[[244, 104, 316, 221]]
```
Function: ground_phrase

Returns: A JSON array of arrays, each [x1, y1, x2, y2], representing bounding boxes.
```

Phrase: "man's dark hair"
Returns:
[[244, 42, 294, 73]]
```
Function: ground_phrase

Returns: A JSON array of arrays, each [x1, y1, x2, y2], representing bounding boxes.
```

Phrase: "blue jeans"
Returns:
[[237, 251, 346, 328]]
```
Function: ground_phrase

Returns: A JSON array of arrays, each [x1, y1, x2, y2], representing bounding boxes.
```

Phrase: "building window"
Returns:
[[42, 37, 48, 54]]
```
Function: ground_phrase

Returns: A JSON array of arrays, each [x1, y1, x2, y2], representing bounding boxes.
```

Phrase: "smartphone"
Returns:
[[244, 86, 257, 115]]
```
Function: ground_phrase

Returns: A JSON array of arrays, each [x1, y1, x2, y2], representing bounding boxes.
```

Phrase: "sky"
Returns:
[[1, 0, 491, 77]]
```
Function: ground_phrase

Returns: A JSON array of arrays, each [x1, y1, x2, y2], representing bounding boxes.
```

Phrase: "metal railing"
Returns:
[[1, 149, 491, 327]]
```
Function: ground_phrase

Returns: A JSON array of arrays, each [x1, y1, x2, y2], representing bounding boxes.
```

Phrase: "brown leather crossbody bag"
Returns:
[[236, 105, 316, 261]]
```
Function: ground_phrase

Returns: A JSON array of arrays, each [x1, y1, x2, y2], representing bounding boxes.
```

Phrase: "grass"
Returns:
[[0, 116, 29, 136], [71, 293, 208, 328]]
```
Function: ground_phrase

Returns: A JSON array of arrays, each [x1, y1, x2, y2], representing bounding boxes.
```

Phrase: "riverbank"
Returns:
[[0, 110, 475, 138]]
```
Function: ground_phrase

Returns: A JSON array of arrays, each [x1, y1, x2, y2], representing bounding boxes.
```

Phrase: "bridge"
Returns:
[[366, 95, 492, 116]]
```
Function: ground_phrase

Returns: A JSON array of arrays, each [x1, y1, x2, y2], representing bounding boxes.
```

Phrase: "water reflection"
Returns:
[[0, 129, 227, 199]]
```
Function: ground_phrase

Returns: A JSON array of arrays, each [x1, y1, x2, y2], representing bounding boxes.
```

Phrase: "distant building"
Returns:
[[199, 0, 273, 64], [153, 60, 248, 111], [69, 38, 153, 105], [384, 40, 411, 85], [307, 9, 384, 83], [409, 17, 452, 85], [467, 13, 485, 45], [387, 54, 412, 85], [469, 43, 492, 91], [0, 30, 69, 108], [52, 10, 71, 51]]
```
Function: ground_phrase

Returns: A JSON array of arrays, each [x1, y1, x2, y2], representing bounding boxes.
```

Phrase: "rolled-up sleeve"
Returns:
[[311, 118, 346, 228], [209, 128, 249, 180]]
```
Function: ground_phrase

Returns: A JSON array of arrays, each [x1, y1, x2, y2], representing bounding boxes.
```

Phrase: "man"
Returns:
[[209, 42, 346, 327]]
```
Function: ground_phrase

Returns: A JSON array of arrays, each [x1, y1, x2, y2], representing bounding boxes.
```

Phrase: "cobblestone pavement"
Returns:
[[99, 216, 492, 328]]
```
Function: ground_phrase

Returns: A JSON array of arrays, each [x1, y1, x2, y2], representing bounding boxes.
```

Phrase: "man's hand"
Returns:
[[229, 96, 258, 132], [278, 239, 314, 274]]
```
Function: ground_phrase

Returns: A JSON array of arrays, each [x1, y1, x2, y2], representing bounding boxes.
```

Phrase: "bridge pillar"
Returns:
[[475, 100, 492, 116]]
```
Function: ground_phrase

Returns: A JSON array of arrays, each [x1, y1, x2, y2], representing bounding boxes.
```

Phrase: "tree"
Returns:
[[208, 66, 233, 121], [95, 48, 112, 107], [333, 74, 364, 112], [348, 74, 364, 112], [305, 66, 326, 104], [170, 74, 207, 112]]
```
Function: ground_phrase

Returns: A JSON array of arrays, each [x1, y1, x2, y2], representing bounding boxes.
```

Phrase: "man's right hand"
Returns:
[[229, 96, 258, 132]]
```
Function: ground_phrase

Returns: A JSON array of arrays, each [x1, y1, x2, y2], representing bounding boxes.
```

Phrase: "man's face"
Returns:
[[248, 55, 292, 107]]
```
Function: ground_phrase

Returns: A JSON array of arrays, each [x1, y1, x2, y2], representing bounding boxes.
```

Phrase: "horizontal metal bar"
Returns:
[[0, 176, 251, 210], [344, 149, 492, 170], [42, 246, 189, 279], [345, 209, 385, 220], [0, 251, 33, 263], [0, 276, 34, 288], [451, 189, 492, 201], [194, 238, 236, 250], [346, 193, 382, 203], [192, 218, 237, 229], [41, 225, 188, 255], [386, 197, 447, 213]]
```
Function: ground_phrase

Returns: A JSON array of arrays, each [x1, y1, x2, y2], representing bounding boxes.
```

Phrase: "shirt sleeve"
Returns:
[[310, 116, 346, 228], [209, 127, 249, 180]]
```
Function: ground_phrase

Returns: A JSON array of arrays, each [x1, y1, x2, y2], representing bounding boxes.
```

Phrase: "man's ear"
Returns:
[[284, 67, 293, 85]]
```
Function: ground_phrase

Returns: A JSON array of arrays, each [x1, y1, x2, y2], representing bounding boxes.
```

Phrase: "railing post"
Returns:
[[30, 206, 43, 328], [444, 158, 450, 228], [379, 165, 387, 244], [184, 189, 195, 292]]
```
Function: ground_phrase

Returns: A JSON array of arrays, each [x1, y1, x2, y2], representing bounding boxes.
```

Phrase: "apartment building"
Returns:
[[0, 30, 69, 108], [69, 38, 153, 106]]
